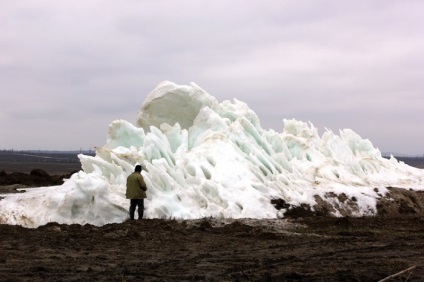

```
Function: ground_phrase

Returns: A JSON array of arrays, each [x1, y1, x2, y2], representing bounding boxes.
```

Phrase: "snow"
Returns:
[[1, 81, 424, 228]]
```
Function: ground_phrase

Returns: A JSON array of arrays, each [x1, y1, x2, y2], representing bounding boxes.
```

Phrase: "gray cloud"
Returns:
[[1, 0, 423, 154]]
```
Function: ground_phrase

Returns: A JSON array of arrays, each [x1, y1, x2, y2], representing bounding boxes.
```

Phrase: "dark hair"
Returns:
[[135, 165, 142, 172]]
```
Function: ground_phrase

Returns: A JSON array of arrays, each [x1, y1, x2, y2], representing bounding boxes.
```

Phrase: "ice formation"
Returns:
[[1, 81, 424, 228]]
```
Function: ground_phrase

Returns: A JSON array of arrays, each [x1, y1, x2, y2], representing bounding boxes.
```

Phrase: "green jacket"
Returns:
[[126, 172, 147, 199]]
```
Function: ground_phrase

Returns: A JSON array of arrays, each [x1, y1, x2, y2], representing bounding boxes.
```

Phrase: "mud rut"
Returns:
[[1, 217, 424, 281]]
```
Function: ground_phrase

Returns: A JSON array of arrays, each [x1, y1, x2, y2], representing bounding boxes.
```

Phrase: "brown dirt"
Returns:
[[0, 217, 423, 281], [1, 164, 424, 281]]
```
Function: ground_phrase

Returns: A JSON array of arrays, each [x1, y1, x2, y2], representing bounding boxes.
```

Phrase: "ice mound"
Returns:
[[1, 81, 424, 228]]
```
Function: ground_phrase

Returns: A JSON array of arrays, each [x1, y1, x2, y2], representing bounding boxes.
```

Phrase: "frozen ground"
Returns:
[[1, 216, 423, 281]]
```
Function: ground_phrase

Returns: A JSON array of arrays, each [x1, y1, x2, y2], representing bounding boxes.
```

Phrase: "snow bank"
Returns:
[[1, 81, 423, 227]]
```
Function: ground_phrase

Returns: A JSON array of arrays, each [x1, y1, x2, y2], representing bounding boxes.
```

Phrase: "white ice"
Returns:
[[1, 81, 423, 228]]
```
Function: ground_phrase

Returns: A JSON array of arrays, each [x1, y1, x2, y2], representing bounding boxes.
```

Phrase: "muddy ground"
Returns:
[[1, 164, 424, 281], [1, 216, 423, 281]]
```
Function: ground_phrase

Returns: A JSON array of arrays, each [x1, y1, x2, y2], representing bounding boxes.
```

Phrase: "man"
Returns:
[[126, 165, 147, 220]]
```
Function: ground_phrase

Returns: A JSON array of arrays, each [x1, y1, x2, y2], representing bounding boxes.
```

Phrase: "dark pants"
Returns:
[[129, 199, 144, 220]]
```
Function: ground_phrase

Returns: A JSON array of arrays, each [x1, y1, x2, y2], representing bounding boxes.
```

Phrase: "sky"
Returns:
[[1, 0, 423, 155]]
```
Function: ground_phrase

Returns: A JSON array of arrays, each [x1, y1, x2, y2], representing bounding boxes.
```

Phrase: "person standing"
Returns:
[[126, 165, 147, 220]]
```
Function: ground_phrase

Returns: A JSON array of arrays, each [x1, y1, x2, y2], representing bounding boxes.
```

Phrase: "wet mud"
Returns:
[[1, 216, 423, 281]]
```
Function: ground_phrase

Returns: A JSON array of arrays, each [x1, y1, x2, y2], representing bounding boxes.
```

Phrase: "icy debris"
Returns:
[[1, 81, 423, 228]]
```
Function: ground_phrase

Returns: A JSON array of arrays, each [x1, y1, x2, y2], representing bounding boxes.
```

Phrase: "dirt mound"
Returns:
[[377, 187, 424, 216], [272, 187, 424, 218]]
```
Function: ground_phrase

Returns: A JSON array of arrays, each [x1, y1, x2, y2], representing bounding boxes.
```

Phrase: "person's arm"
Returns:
[[138, 175, 147, 191]]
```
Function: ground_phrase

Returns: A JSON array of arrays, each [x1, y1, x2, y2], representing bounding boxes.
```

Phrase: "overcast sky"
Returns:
[[1, 1, 423, 155]]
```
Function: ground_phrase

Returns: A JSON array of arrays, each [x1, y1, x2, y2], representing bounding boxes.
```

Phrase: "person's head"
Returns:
[[135, 165, 142, 172]]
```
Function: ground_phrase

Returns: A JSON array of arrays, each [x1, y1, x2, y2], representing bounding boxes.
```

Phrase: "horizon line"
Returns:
[[1, 149, 423, 158]]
